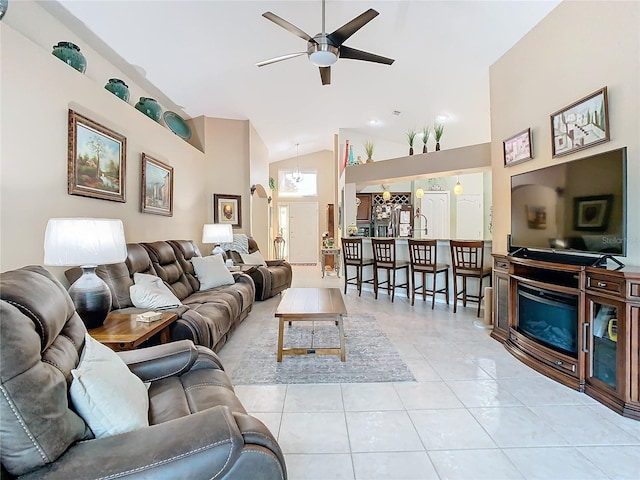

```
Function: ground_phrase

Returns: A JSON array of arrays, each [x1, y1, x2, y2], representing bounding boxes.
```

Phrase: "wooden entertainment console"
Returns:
[[491, 253, 640, 419]]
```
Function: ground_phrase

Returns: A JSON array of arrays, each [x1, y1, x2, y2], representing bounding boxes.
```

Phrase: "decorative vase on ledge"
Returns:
[[135, 97, 162, 122], [52, 41, 87, 74], [104, 78, 130, 102]]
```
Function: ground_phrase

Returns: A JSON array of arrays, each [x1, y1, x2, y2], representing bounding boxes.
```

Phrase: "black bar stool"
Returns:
[[371, 238, 409, 302], [341, 238, 374, 296], [450, 240, 492, 317], [408, 239, 449, 308]]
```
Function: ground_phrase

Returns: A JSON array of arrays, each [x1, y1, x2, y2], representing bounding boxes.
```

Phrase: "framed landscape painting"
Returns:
[[214, 194, 242, 228], [551, 87, 609, 158], [141, 153, 173, 216], [68, 110, 126, 202]]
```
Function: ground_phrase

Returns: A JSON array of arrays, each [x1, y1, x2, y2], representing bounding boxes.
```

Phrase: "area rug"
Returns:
[[231, 314, 415, 385]]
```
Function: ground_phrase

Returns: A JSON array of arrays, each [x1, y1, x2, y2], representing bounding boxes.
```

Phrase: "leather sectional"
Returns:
[[0, 266, 286, 479], [67, 240, 255, 352]]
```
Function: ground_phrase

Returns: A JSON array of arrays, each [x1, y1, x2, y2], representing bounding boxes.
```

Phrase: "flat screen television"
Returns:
[[510, 147, 627, 258]]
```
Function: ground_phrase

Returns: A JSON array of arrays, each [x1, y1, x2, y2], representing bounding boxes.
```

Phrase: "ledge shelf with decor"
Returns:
[[491, 254, 640, 419]]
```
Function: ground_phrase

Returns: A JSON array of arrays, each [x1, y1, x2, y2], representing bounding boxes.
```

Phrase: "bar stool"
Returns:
[[408, 239, 449, 308], [371, 238, 409, 302], [341, 238, 374, 296], [449, 240, 492, 317]]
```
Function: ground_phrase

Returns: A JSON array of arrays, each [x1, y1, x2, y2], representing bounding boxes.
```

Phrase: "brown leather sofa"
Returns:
[[67, 240, 254, 352], [226, 237, 292, 301], [0, 266, 286, 479]]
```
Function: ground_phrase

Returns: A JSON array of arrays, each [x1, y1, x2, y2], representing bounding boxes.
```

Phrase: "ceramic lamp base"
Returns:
[[68, 266, 112, 329]]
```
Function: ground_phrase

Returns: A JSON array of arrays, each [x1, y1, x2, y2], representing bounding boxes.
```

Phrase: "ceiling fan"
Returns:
[[256, 0, 394, 85]]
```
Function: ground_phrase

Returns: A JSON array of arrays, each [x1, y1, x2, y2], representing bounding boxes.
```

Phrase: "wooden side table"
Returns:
[[321, 248, 341, 278], [89, 312, 178, 351]]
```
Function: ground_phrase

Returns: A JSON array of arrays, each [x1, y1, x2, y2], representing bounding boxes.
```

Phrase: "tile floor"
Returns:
[[218, 266, 640, 480]]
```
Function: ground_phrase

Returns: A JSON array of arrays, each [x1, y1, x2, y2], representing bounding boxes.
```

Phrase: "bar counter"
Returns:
[[344, 237, 493, 303]]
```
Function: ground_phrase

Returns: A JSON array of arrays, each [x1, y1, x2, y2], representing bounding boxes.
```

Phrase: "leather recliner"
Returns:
[[0, 266, 287, 479], [226, 237, 292, 301]]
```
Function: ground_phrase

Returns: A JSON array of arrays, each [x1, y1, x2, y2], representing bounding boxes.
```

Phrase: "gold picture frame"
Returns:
[[68, 109, 126, 202]]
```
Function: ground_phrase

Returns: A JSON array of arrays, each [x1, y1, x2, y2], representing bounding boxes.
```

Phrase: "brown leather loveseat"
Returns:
[[225, 237, 292, 301], [0, 266, 286, 479], [67, 240, 254, 352]]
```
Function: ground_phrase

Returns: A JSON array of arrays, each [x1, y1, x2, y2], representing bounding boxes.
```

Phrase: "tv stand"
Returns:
[[491, 254, 640, 420], [508, 248, 622, 268]]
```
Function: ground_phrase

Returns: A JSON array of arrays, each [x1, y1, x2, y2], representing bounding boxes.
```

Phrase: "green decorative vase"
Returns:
[[52, 41, 87, 73], [135, 97, 162, 122], [105, 78, 130, 102]]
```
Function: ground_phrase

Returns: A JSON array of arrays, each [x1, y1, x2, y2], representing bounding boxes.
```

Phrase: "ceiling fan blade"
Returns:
[[327, 9, 379, 46], [320, 67, 331, 85], [256, 52, 307, 67], [339, 45, 394, 65], [262, 12, 317, 44]]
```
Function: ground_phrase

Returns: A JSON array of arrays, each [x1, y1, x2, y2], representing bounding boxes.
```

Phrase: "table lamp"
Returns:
[[44, 218, 127, 329], [202, 223, 233, 256]]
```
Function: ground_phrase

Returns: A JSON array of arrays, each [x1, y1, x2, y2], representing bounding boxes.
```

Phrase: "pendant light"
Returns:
[[381, 184, 391, 202], [415, 187, 425, 199], [453, 175, 464, 195], [292, 143, 303, 182]]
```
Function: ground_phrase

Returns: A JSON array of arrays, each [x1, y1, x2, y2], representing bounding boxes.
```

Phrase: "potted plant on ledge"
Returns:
[[434, 123, 445, 151], [406, 129, 417, 155], [364, 140, 375, 163], [421, 125, 431, 153]]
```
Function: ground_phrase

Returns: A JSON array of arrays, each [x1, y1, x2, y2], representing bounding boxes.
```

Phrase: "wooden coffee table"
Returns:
[[89, 312, 178, 351], [275, 288, 347, 362]]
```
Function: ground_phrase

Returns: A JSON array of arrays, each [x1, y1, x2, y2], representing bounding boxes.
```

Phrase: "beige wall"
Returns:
[[0, 18, 269, 278], [490, 0, 639, 265]]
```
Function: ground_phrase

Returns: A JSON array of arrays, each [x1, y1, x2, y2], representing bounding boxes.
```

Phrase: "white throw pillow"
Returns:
[[191, 254, 235, 290], [240, 251, 267, 266], [129, 275, 182, 309], [70, 333, 149, 439]]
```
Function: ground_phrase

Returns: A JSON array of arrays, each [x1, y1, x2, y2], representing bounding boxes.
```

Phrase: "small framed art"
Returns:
[[213, 194, 242, 228], [503, 128, 533, 167], [141, 153, 173, 216]]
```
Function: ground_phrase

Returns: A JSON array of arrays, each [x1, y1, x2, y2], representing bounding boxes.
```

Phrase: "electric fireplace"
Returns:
[[517, 284, 579, 357]]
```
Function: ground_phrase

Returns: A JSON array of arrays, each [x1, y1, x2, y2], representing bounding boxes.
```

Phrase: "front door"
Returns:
[[288, 202, 319, 264]]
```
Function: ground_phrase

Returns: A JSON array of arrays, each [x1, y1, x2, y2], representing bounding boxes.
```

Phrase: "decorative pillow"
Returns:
[[240, 250, 267, 266], [219, 234, 249, 254], [191, 254, 235, 290], [130, 275, 182, 309], [70, 333, 149, 439]]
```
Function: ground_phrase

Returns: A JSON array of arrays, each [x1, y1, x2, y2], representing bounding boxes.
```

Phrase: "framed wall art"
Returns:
[[68, 109, 126, 202], [141, 153, 173, 216], [503, 128, 533, 166], [213, 194, 242, 228], [573, 194, 613, 231], [551, 87, 609, 158]]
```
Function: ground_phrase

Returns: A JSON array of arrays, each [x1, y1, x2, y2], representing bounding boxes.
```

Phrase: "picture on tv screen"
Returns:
[[510, 147, 626, 256]]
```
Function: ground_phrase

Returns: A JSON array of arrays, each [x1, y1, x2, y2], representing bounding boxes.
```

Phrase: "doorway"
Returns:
[[278, 202, 319, 264]]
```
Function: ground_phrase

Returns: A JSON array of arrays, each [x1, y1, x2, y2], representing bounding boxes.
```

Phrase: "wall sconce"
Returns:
[[415, 187, 424, 199], [453, 175, 464, 195], [202, 223, 233, 256], [44, 218, 127, 329]]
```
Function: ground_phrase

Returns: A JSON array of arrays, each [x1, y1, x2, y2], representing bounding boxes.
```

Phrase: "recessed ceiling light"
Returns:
[[436, 113, 449, 123], [368, 119, 380, 126], [392, 110, 401, 116]]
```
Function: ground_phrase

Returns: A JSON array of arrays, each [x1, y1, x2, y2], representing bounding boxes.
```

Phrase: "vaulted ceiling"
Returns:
[[56, 1, 561, 162]]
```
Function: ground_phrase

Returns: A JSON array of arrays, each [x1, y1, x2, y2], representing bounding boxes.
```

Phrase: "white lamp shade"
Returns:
[[453, 181, 464, 195], [44, 218, 127, 266], [202, 223, 233, 244]]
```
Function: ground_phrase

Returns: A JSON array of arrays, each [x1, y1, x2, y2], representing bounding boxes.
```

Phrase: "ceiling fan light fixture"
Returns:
[[309, 50, 338, 67]]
